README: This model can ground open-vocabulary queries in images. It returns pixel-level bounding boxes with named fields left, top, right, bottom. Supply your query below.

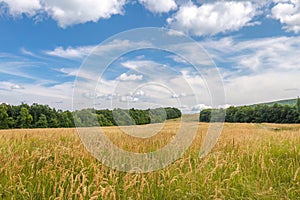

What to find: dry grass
left=0, top=122, right=299, bottom=199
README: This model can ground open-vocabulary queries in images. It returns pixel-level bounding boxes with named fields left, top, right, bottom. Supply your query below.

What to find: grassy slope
left=0, top=123, right=299, bottom=199
left=251, top=98, right=298, bottom=107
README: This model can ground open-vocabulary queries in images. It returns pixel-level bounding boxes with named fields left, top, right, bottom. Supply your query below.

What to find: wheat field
left=0, top=121, right=299, bottom=199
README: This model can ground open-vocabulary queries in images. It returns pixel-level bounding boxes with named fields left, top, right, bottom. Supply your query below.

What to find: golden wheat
left=0, top=121, right=299, bottom=199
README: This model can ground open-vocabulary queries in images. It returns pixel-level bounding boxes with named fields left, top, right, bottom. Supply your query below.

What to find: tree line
left=73, top=107, right=181, bottom=127
left=0, top=103, right=181, bottom=129
left=200, top=98, right=300, bottom=123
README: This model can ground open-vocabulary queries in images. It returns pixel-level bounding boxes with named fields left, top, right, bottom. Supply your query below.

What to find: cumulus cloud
left=0, top=0, right=41, bottom=16
left=139, top=0, right=177, bottom=13
left=191, top=104, right=212, bottom=112
left=271, top=0, right=300, bottom=33
left=0, top=0, right=179, bottom=27
left=0, top=0, right=126, bottom=27
left=42, top=0, right=126, bottom=28
left=117, top=73, right=143, bottom=81
left=167, top=1, right=257, bottom=36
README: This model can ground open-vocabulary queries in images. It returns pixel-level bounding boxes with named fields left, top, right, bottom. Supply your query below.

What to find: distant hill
left=251, top=98, right=298, bottom=107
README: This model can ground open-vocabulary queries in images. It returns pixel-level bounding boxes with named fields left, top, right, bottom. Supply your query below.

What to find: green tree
left=59, top=111, right=75, bottom=127
left=18, top=107, right=33, bottom=128
left=113, top=109, right=134, bottom=126
left=74, top=109, right=99, bottom=127
left=199, top=109, right=211, bottom=122
left=7, top=117, right=15, bottom=128
left=36, top=114, right=48, bottom=128
left=297, top=97, right=300, bottom=113
left=48, top=117, right=59, bottom=128
left=0, top=105, right=9, bottom=129
left=97, top=114, right=114, bottom=126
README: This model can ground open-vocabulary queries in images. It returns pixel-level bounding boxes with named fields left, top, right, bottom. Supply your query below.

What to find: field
left=0, top=120, right=299, bottom=199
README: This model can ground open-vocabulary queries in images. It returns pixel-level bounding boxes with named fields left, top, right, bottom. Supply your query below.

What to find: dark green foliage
left=199, top=109, right=211, bottom=122
left=200, top=102, right=300, bottom=123
left=199, top=108, right=226, bottom=122
left=73, top=109, right=99, bottom=127
left=297, top=97, right=300, bottom=114
left=0, top=103, right=75, bottom=129
left=149, top=108, right=166, bottom=123
left=129, top=108, right=150, bottom=125
left=58, top=111, right=75, bottom=127
left=0, top=104, right=9, bottom=129
left=18, top=107, right=33, bottom=128
left=113, top=109, right=135, bottom=126
left=97, top=114, right=114, bottom=126
left=73, top=107, right=181, bottom=127
left=109, top=107, right=180, bottom=127
left=0, top=103, right=181, bottom=129
left=96, top=109, right=116, bottom=126
left=36, top=114, right=48, bottom=128
left=165, top=107, right=182, bottom=119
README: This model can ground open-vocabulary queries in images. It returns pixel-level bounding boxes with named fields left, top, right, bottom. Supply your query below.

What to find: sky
left=0, top=0, right=299, bottom=113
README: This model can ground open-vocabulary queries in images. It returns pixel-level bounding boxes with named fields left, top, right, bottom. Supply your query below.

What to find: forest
left=0, top=103, right=181, bottom=129
left=200, top=98, right=300, bottom=123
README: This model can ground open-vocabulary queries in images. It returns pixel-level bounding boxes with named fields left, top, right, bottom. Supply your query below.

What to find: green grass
left=252, top=98, right=298, bottom=107
left=0, top=123, right=299, bottom=199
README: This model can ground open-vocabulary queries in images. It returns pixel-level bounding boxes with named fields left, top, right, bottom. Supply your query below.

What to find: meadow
left=0, top=120, right=299, bottom=199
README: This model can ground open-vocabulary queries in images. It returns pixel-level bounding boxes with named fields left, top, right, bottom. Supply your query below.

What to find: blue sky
left=0, top=0, right=299, bottom=112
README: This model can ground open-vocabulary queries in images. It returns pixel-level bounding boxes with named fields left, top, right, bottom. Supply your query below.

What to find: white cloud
left=121, top=61, right=141, bottom=70
left=45, top=45, right=95, bottom=59
left=0, top=0, right=41, bottom=16
left=224, top=71, right=300, bottom=105
left=120, top=60, right=178, bottom=79
left=42, top=0, right=126, bottom=28
left=171, top=92, right=187, bottom=98
left=0, top=82, right=24, bottom=90
left=0, top=81, right=73, bottom=110
left=10, top=84, right=24, bottom=90
left=201, top=36, right=300, bottom=105
left=202, top=36, right=300, bottom=72
left=167, top=1, right=257, bottom=36
left=120, top=96, right=139, bottom=102
left=58, top=68, right=79, bottom=77
left=1, top=0, right=126, bottom=28
left=45, top=39, right=151, bottom=60
left=139, top=0, right=177, bottom=13
left=135, top=90, right=145, bottom=97
left=168, top=55, right=188, bottom=64
left=271, top=0, right=300, bottom=33
left=121, top=60, right=165, bottom=70
left=20, top=48, right=36, bottom=57
left=0, top=57, right=49, bottom=81
left=117, top=73, right=143, bottom=81
left=191, top=104, right=212, bottom=112
left=121, top=60, right=169, bottom=71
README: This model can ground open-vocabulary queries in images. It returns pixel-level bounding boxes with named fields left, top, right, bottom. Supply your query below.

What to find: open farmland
left=0, top=121, right=299, bottom=199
